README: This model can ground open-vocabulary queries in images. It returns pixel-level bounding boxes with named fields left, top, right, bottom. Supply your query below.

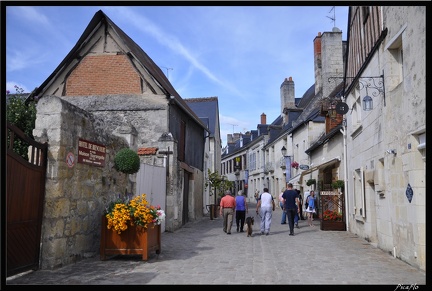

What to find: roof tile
left=137, top=147, right=158, bottom=156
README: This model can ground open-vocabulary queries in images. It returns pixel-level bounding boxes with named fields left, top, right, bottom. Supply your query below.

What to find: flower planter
left=100, top=215, right=161, bottom=260
left=320, top=220, right=346, bottom=231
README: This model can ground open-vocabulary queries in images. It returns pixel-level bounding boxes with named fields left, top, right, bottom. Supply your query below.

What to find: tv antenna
left=161, top=66, right=173, bottom=80
left=227, top=123, right=238, bottom=134
left=327, top=6, right=336, bottom=27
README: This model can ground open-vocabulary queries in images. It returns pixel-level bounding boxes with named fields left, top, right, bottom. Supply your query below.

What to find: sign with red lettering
left=77, top=138, right=106, bottom=167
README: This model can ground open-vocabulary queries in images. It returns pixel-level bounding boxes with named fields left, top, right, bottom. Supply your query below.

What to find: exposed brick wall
left=66, top=54, right=141, bottom=95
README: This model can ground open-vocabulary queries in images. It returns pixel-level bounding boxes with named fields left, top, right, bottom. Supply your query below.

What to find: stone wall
left=33, top=96, right=130, bottom=269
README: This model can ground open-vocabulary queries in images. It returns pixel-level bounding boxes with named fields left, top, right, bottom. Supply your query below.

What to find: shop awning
left=299, top=157, right=341, bottom=183
left=289, top=173, right=302, bottom=186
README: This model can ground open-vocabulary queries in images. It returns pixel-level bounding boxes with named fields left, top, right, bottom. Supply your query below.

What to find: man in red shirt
left=219, top=190, right=236, bottom=234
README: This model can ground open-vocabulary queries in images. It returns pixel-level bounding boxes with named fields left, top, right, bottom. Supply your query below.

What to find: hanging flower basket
left=306, top=178, right=316, bottom=186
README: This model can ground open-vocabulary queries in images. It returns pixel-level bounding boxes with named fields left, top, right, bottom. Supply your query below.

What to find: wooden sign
left=78, top=138, right=106, bottom=167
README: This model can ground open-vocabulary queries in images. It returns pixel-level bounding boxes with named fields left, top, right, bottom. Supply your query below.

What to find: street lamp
left=281, top=146, right=291, bottom=182
left=281, top=146, right=287, bottom=157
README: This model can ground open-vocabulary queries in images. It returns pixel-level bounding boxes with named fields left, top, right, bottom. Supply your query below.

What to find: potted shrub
left=113, top=148, right=140, bottom=174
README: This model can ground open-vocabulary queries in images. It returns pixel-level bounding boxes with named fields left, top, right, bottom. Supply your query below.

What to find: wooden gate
left=6, top=122, right=47, bottom=277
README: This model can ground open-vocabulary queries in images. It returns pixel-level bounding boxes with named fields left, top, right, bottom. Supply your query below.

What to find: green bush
left=113, top=148, right=140, bottom=174
left=331, top=180, right=345, bottom=190
left=306, top=178, right=316, bottom=186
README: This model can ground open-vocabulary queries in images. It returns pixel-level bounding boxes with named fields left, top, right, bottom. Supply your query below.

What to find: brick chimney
left=260, top=113, right=267, bottom=124
left=314, top=32, right=322, bottom=95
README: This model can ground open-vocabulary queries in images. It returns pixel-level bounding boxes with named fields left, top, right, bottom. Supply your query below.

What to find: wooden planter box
left=320, top=220, right=346, bottom=231
left=100, top=215, right=161, bottom=260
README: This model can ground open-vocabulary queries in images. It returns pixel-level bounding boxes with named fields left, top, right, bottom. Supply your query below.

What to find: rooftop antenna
left=161, top=66, right=173, bottom=81
left=227, top=123, right=238, bottom=134
left=327, top=6, right=336, bottom=27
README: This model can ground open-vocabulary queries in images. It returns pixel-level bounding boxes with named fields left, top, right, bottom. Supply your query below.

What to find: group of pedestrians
left=221, top=183, right=317, bottom=236
left=219, top=189, right=249, bottom=234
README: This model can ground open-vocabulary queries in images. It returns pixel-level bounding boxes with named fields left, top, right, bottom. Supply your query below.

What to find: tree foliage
left=6, top=86, right=37, bottom=159
left=205, top=169, right=234, bottom=198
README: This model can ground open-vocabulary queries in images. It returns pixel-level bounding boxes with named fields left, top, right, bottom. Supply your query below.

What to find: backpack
left=305, top=195, right=310, bottom=208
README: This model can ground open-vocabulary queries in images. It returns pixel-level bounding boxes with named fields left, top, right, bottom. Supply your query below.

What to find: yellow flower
left=105, top=193, right=164, bottom=234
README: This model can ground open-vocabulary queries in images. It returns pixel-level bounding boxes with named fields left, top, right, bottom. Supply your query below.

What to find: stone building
left=25, top=9, right=209, bottom=269
left=343, top=6, right=426, bottom=270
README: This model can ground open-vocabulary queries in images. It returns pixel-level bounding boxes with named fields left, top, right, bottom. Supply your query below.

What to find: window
left=353, top=167, right=366, bottom=220
left=417, top=132, right=426, bottom=160
left=248, top=152, right=256, bottom=171
left=411, top=127, right=426, bottom=161
left=385, top=24, right=406, bottom=89
left=350, top=85, right=362, bottom=135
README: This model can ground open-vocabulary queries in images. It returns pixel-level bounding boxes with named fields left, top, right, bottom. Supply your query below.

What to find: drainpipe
left=340, top=98, right=349, bottom=232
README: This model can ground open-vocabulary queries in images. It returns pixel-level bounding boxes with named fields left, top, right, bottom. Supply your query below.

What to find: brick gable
left=66, top=54, right=141, bottom=95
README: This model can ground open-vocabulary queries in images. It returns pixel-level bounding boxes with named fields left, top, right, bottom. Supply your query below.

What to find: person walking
left=293, top=189, right=301, bottom=228
left=282, top=183, right=300, bottom=236
left=298, top=191, right=305, bottom=220
left=219, top=190, right=236, bottom=234
left=254, top=189, right=260, bottom=203
left=305, top=190, right=317, bottom=227
left=255, top=188, right=275, bottom=236
left=278, top=187, right=287, bottom=224
left=235, top=190, right=248, bottom=232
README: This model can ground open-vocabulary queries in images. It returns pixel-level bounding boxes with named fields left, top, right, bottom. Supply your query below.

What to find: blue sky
left=5, top=4, right=348, bottom=147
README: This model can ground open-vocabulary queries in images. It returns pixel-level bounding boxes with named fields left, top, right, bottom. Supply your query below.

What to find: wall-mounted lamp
left=386, top=149, right=397, bottom=155
left=281, top=146, right=287, bottom=157
left=328, top=72, right=385, bottom=111
left=362, top=94, right=373, bottom=111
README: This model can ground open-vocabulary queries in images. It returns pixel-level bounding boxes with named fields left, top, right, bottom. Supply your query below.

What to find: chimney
left=227, top=133, right=233, bottom=143
left=321, top=27, right=343, bottom=98
left=314, top=32, right=322, bottom=95
left=260, top=113, right=267, bottom=124
left=280, top=76, right=295, bottom=113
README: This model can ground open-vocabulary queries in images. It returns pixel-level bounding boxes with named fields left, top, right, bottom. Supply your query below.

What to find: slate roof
left=221, top=82, right=326, bottom=158
left=184, top=97, right=219, bottom=138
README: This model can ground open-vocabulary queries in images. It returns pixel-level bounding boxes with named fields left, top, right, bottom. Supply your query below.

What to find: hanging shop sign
left=299, top=164, right=310, bottom=170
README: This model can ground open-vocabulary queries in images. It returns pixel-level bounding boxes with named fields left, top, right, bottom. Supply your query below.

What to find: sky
left=4, top=4, right=349, bottom=147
